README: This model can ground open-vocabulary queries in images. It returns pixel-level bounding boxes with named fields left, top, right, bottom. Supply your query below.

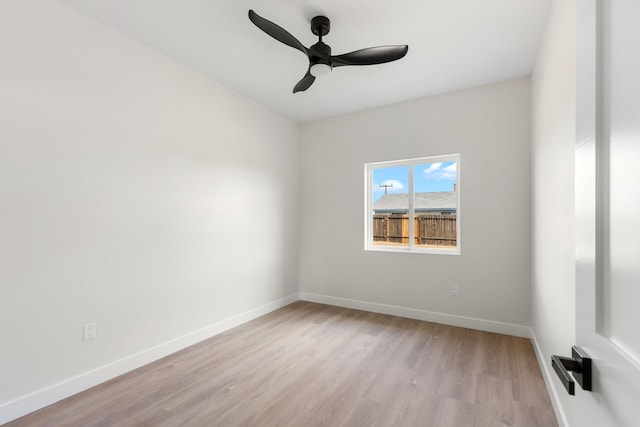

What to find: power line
left=379, top=183, right=393, bottom=195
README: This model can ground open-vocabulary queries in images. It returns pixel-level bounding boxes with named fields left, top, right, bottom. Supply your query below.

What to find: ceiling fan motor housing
left=310, top=41, right=331, bottom=63
left=309, top=40, right=332, bottom=76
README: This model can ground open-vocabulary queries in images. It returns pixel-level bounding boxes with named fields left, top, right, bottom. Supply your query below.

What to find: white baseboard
left=299, top=292, right=531, bottom=338
left=529, top=330, right=570, bottom=427
left=0, top=293, right=298, bottom=425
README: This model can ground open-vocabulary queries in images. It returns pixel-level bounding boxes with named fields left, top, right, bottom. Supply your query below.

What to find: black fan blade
left=248, top=10, right=308, bottom=56
left=293, top=69, right=315, bottom=93
left=330, top=45, right=408, bottom=67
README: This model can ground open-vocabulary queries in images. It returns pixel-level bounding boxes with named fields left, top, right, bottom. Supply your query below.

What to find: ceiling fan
left=248, top=10, right=409, bottom=93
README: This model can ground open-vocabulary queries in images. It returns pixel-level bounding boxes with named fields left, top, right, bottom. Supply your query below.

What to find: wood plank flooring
left=6, top=301, right=558, bottom=427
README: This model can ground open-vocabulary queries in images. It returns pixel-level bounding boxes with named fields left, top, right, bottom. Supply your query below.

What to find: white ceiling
left=60, top=0, right=551, bottom=123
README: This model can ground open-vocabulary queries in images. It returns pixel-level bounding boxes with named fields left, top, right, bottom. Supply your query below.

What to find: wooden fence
left=373, top=214, right=457, bottom=247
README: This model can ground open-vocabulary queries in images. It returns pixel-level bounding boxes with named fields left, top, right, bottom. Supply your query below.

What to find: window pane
left=365, top=155, right=460, bottom=255
left=413, top=161, right=457, bottom=249
left=372, top=166, right=409, bottom=248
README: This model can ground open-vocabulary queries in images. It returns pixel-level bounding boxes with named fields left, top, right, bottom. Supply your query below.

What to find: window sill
left=365, top=246, right=460, bottom=256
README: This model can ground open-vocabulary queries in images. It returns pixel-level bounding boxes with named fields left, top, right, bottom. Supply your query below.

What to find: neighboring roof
left=373, top=192, right=457, bottom=212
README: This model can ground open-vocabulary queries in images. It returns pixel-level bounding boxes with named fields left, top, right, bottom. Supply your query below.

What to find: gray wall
left=0, top=0, right=299, bottom=419
left=299, top=78, right=532, bottom=329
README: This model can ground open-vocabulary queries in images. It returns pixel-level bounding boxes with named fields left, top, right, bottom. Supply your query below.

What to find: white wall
left=530, top=0, right=576, bottom=424
left=0, top=1, right=299, bottom=421
left=299, top=78, right=532, bottom=332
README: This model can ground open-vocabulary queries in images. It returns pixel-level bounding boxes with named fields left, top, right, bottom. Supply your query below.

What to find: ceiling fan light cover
left=310, top=63, right=331, bottom=77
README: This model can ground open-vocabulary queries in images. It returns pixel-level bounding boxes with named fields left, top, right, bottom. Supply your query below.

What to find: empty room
left=1, top=1, right=638, bottom=426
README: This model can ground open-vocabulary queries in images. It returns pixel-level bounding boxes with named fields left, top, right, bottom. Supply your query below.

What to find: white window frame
left=364, top=154, right=461, bottom=255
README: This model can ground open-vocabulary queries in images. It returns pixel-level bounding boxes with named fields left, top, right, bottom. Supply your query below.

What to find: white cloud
left=444, top=162, right=457, bottom=175
left=423, top=161, right=456, bottom=180
left=424, top=162, right=443, bottom=173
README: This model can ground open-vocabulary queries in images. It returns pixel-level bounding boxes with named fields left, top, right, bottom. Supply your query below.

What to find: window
left=365, top=154, right=460, bottom=254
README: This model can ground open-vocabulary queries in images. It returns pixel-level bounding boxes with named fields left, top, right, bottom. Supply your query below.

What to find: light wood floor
left=7, top=301, right=558, bottom=427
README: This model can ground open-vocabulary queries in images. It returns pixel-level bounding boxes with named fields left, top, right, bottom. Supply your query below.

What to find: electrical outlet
left=451, top=285, right=460, bottom=297
left=83, top=322, right=96, bottom=341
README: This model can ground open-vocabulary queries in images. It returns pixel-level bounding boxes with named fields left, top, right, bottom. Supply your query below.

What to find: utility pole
left=379, top=183, right=393, bottom=195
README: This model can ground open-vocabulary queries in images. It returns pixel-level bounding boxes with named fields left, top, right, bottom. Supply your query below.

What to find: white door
left=574, top=0, right=640, bottom=425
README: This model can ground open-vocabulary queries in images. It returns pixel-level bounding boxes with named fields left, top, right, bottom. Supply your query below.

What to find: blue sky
left=372, top=161, right=457, bottom=202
